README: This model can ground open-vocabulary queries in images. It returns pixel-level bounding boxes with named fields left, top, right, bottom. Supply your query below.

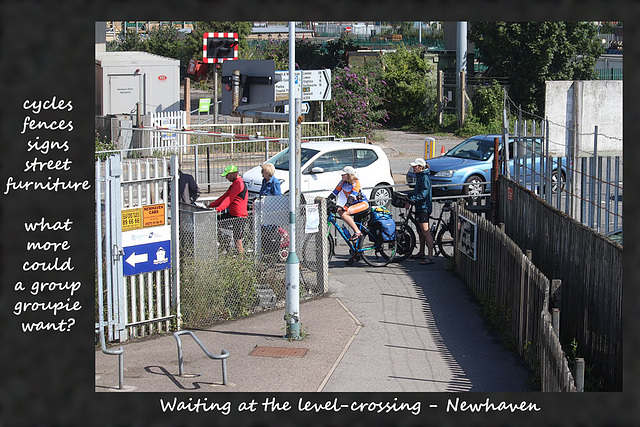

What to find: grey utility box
left=95, top=51, right=180, bottom=116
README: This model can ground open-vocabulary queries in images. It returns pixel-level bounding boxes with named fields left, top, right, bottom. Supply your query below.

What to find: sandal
left=349, top=233, right=362, bottom=242
left=420, top=258, right=435, bottom=265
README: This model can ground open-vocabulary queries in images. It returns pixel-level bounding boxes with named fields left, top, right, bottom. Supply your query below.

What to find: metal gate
left=96, top=154, right=181, bottom=343
left=149, top=111, right=188, bottom=154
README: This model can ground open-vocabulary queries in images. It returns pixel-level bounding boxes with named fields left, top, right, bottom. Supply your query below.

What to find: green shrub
left=95, top=133, right=117, bottom=160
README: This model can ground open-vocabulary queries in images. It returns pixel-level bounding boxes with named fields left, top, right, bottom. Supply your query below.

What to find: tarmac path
left=319, top=243, right=530, bottom=393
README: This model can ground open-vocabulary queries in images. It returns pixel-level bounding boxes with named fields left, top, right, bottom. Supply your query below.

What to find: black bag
left=391, top=192, right=409, bottom=208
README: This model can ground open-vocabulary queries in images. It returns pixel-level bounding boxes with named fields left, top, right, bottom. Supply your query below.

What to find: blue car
left=406, top=134, right=567, bottom=196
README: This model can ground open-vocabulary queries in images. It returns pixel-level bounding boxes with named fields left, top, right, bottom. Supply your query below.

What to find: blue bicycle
left=303, top=199, right=397, bottom=267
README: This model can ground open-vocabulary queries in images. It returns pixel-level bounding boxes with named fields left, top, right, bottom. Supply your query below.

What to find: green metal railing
left=595, top=68, right=623, bottom=80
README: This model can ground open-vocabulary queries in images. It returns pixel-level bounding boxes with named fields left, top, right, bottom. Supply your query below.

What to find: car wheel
left=370, top=185, right=393, bottom=207
left=551, top=170, right=565, bottom=194
left=462, top=175, right=485, bottom=197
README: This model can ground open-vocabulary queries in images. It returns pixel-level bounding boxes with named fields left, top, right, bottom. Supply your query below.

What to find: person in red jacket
left=209, top=165, right=249, bottom=255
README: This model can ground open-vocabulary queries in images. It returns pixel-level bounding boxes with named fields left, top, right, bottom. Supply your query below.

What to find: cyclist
left=208, top=165, right=249, bottom=256
left=328, top=166, right=369, bottom=240
left=406, top=158, right=434, bottom=265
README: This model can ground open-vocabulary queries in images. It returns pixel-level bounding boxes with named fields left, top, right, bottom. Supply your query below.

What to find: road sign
left=458, top=214, right=477, bottom=261
left=122, top=225, right=171, bottom=276
left=275, top=69, right=331, bottom=101
left=143, top=203, right=165, bottom=228
left=203, top=32, right=238, bottom=63
left=199, top=98, right=211, bottom=113
left=284, top=102, right=310, bottom=114
left=121, top=207, right=142, bottom=231
left=275, top=71, right=301, bottom=101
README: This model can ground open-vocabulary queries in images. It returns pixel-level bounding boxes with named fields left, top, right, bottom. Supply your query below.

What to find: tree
left=396, top=22, right=419, bottom=39
left=145, top=26, right=186, bottom=62
left=107, top=30, right=146, bottom=52
left=469, top=22, right=603, bottom=116
left=246, top=34, right=360, bottom=70
left=380, top=45, right=436, bottom=127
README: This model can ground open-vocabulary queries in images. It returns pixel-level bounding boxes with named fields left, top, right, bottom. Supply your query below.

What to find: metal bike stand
left=173, top=330, right=230, bottom=385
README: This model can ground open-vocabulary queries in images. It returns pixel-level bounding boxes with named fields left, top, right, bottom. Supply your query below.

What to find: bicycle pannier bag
left=369, top=207, right=396, bottom=242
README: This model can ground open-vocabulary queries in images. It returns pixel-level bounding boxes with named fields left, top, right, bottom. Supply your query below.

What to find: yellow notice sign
left=143, top=204, right=166, bottom=228
left=122, top=208, right=143, bottom=231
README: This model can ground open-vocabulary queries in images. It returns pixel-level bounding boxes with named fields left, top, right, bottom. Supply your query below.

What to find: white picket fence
left=150, top=111, right=188, bottom=154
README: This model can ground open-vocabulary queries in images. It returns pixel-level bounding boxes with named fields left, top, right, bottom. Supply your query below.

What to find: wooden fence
left=456, top=204, right=575, bottom=391
left=455, top=204, right=578, bottom=391
left=540, top=310, right=578, bottom=392
left=498, top=176, right=623, bottom=391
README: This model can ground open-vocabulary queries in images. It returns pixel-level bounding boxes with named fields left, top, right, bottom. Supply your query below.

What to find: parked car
left=605, top=228, right=622, bottom=246
left=243, top=141, right=395, bottom=205
left=406, top=135, right=567, bottom=196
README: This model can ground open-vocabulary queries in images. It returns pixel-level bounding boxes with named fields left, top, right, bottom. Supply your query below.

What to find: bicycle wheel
left=358, top=228, right=397, bottom=267
left=301, top=232, right=334, bottom=270
left=436, top=225, right=455, bottom=259
left=394, top=221, right=416, bottom=262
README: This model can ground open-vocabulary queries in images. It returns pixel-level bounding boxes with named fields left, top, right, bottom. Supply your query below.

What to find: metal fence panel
left=177, top=195, right=328, bottom=328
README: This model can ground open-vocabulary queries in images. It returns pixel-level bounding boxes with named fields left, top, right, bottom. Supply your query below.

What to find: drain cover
left=250, top=346, right=308, bottom=358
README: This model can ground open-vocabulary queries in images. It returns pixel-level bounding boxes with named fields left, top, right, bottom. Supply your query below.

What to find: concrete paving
left=95, top=241, right=530, bottom=393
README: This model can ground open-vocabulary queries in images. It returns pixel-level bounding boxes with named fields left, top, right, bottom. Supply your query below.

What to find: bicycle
left=303, top=199, right=397, bottom=267
left=392, top=192, right=456, bottom=261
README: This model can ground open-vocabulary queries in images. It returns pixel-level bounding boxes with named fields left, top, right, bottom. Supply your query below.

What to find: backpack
left=368, top=206, right=396, bottom=242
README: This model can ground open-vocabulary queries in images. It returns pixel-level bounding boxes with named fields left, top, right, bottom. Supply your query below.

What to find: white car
left=243, top=141, right=395, bottom=206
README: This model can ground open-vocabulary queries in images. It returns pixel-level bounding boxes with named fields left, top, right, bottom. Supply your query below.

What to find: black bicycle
left=392, top=192, right=456, bottom=261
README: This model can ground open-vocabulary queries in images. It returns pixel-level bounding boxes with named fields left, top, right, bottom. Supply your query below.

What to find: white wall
left=545, top=80, right=622, bottom=156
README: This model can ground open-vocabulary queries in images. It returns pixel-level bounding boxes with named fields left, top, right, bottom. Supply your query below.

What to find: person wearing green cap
left=208, top=165, right=249, bottom=255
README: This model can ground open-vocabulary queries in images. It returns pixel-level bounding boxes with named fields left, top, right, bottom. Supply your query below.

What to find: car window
left=499, top=141, right=515, bottom=159
left=449, top=138, right=495, bottom=161
left=509, top=138, right=543, bottom=158
left=271, top=147, right=319, bottom=171
left=312, top=149, right=353, bottom=172
left=353, top=149, right=378, bottom=168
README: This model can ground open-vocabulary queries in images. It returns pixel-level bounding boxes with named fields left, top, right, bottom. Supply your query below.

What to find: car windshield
left=270, top=147, right=320, bottom=171
left=447, top=137, right=497, bottom=161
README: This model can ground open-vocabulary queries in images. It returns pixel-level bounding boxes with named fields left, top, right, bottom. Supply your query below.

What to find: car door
left=302, top=149, right=354, bottom=197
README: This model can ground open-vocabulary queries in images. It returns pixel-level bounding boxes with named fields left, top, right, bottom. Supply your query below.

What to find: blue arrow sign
left=123, top=240, right=171, bottom=276
left=122, top=225, right=172, bottom=276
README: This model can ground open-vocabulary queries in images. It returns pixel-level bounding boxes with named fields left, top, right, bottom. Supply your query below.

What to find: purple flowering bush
left=325, top=65, right=389, bottom=138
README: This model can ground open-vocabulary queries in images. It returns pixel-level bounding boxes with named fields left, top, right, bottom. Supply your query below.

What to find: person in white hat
left=328, top=166, right=369, bottom=263
left=406, top=158, right=434, bottom=264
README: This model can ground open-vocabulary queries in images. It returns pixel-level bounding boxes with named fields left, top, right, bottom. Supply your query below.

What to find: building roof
left=251, top=26, right=314, bottom=35
left=95, top=51, right=180, bottom=66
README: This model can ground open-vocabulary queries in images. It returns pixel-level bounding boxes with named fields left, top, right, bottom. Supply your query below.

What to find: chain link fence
left=178, top=195, right=328, bottom=328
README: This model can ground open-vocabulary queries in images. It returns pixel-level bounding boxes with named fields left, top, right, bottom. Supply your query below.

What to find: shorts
left=219, top=213, right=248, bottom=241
left=416, top=211, right=431, bottom=224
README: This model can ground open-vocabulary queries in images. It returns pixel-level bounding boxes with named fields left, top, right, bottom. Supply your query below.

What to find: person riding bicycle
left=406, top=158, right=435, bottom=265
left=328, top=166, right=369, bottom=241
left=328, top=167, right=370, bottom=266
left=208, top=165, right=249, bottom=256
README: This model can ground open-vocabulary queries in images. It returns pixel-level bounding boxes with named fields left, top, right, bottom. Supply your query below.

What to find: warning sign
left=122, top=208, right=143, bottom=231
left=143, top=204, right=166, bottom=228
